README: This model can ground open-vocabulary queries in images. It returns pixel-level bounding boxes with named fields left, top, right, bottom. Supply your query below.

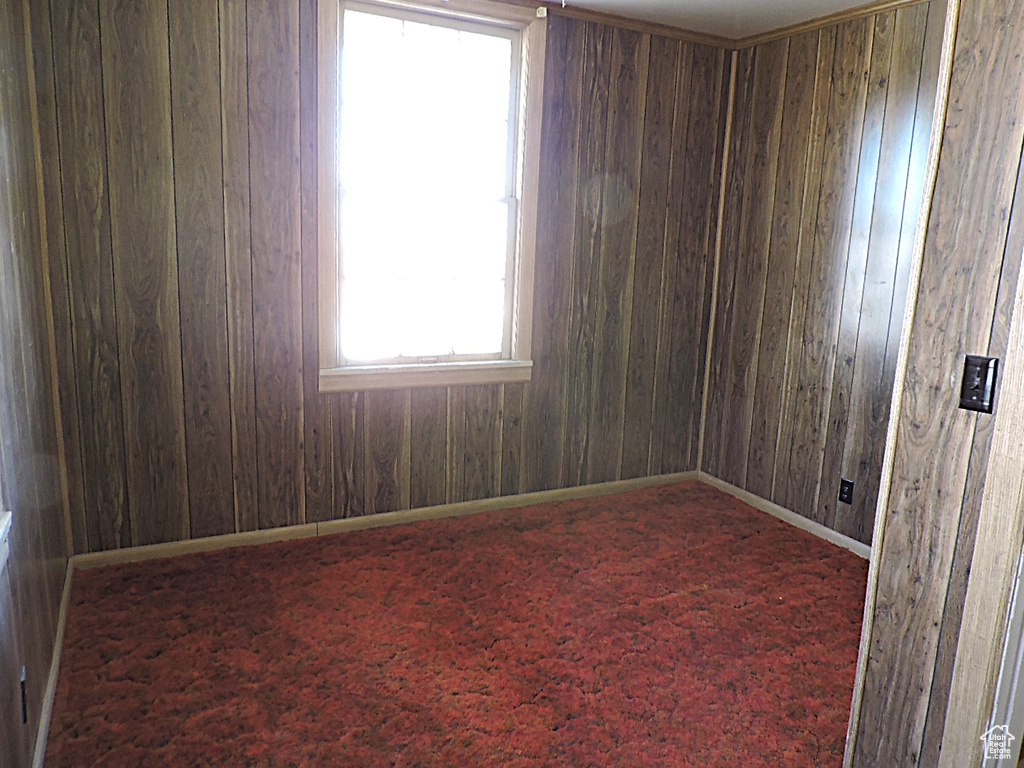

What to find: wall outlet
left=838, top=478, right=854, bottom=505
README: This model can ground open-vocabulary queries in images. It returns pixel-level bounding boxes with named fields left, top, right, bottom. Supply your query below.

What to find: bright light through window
left=338, top=9, right=517, bottom=363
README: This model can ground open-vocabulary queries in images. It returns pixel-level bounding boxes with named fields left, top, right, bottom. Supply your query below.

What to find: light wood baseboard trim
left=696, top=472, right=871, bottom=559
left=71, top=472, right=700, bottom=569
left=33, top=559, right=73, bottom=768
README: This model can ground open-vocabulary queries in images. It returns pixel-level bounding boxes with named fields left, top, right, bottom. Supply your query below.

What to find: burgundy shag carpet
left=46, top=481, right=868, bottom=767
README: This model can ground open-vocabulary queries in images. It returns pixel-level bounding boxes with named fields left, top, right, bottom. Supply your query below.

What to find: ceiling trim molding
left=533, top=0, right=932, bottom=48
left=732, top=0, right=932, bottom=48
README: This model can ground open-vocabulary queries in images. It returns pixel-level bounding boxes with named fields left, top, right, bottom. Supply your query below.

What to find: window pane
left=337, top=9, right=516, bottom=363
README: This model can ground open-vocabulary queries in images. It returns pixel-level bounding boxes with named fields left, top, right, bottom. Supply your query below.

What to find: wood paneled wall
left=702, top=1, right=946, bottom=545
left=41, top=4, right=729, bottom=554
left=850, top=0, right=1024, bottom=761
left=0, top=0, right=72, bottom=763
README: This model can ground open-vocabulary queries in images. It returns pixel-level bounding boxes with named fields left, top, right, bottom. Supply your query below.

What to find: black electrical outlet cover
left=960, top=355, right=998, bottom=414
left=838, top=478, right=854, bottom=505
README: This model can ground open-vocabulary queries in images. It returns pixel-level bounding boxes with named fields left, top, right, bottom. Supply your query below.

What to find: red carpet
left=46, top=481, right=868, bottom=767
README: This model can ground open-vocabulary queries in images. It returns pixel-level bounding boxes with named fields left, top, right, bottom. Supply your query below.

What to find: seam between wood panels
left=613, top=35, right=650, bottom=482
left=646, top=41, right=686, bottom=477
left=95, top=0, right=132, bottom=550
left=243, top=0, right=261, bottom=530
left=843, top=0, right=963, bottom=763
left=739, top=39, right=789, bottom=490
left=696, top=49, right=737, bottom=473
left=771, top=28, right=837, bottom=504
left=31, top=0, right=75, bottom=558
left=215, top=0, right=240, bottom=536
left=165, top=0, right=192, bottom=541
left=811, top=18, right=879, bottom=524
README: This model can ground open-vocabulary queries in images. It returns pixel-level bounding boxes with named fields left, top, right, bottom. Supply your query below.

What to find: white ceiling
left=561, top=0, right=878, bottom=40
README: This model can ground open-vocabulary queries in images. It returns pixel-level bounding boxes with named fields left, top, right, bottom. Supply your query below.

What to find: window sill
left=319, top=359, right=532, bottom=392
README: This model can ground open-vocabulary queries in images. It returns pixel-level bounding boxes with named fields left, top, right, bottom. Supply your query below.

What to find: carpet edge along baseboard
left=70, top=469, right=870, bottom=569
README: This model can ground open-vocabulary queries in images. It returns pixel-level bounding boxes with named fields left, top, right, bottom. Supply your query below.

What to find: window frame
left=317, top=0, right=547, bottom=392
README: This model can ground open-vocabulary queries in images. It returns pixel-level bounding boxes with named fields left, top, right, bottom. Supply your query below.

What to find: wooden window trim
left=316, top=0, right=546, bottom=392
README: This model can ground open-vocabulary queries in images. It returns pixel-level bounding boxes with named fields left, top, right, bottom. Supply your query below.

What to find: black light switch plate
left=838, top=478, right=854, bottom=505
left=960, top=355, right=998, bottom=414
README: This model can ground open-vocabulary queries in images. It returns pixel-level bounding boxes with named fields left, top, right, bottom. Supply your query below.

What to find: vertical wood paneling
left=518, top=15, right=583, bottom=495
left=620, top=36, right=679, bottom=481
left=744, top=30, right=819, bottom=499
left=779, top=17, right=873, bottom=522
left=45, top=11, right=728, bottom=552
left=706, top=3, right=943, bottom=545
left=0, top=0, right=71, bottom=757
left=853, top=0, right=1024, bottom=755
left=463, top=386, right=501, bottom=501
left=31, top=0, right=86, bottom=556
left=584, top=28, right=649, bottom=484
left=248, top=0, right=305, bottom=530
left=219, top=0, right=260, bottom=534
left=410, top=387, right=448, bottom=508
left=364, top=390, right=407, bottom=515
left=817, top=12, right=894, bottom=530
left=500, top=382, right=524, bottom=495
left=299, top=0, right=334, bottom=525
left=656, top=44, right=726, bottom=474
left=563, top=22, right=613, bottom=488
left=100, top=0, right=189, bottom=546
left=49, top=0, right=130, bottom=551
left=168, top=0, right=235, bottom=539
left=833, top=4, right=931, bottom=541
left=716, top=39, right=788, bottom=488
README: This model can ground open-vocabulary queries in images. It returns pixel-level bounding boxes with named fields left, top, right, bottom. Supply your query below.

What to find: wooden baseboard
left=32, top=559, right=73, bottom=768
left=71, top=471, right=700, bottom=569
left=696, top=472, right=872, bottom=559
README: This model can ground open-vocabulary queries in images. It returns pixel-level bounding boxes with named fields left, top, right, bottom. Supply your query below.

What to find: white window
left=318, top=0, right=547, bottom=391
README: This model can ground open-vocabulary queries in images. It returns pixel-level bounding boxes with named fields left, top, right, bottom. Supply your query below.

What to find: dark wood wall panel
left=45, top=10, right=728, bottom=554
left=168, top=0, right=236, bottom=539
left=703, top=2, right=945, bottom=544
left=99, top=0, right=190, bottom=546
left=852, top=0, right=1024, bottom=759
left=0, top=0, right=71, bottom=760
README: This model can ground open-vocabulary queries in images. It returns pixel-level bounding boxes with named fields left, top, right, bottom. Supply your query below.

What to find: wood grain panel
left=500, top=383, right=524, bottom=495
left=620, top=35, right=679, bottom=481
left=219, top=0, right=260, bottom=534
left=31, top=0, right=86, bottom=556
left=100, top=0, right=189, bottom=546
left=853, top=0, right=1024, bottom=756
left=299, top=0, right=335, bottom=525
left=247, top=0, right=305, bottom=530
left=584, top=27, right=649, bottom=484
left=779, top=17, right=873, bottom=522
left=410, top=387, right=448, bottom=508
left=168, top=0, right=236, bottom=539
left=364, top=390, right=408, bottom=515
left=833, top=4, right=931, bottom=541
left=716, top=38, right=788, bottom=489
left=702, top=47, right=755, bottom=481
left=43, top=11, right=730, bottom=552
left=518, top=14, right=583, bottom=495
left=0, top=0, right=71, bottom=759
left=744, top=30, right=819, bottom=499
left=49, top=0, right=130, bottom=552
left=563, top=21, right=613, bottom=488
left=818, top=12, right=895, bottom=530
left=463, top=386, right=502, bottom=501
left=656, top=44, right=726, bottom=474
left=771, top=27, right=837, bottom=509
left=335, top=391, right=365, bottom=518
